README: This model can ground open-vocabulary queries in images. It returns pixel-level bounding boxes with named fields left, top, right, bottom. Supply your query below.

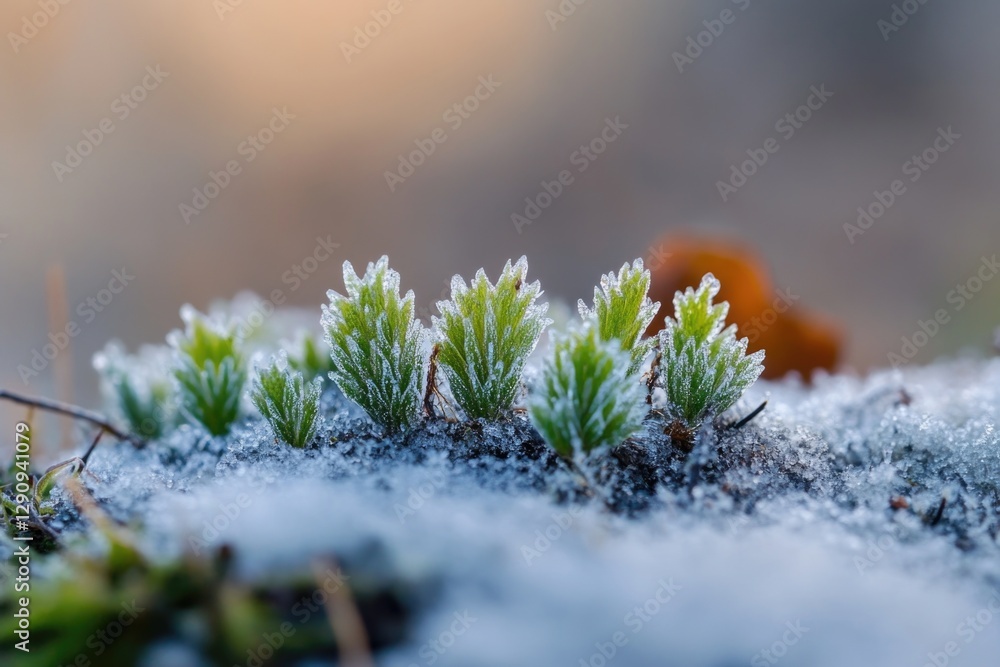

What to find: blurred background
left=2, top=0, right=1000, bottom=453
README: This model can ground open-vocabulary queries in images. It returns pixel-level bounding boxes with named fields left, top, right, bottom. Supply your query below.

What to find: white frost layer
left=82, top=357, right=1000, bottom=666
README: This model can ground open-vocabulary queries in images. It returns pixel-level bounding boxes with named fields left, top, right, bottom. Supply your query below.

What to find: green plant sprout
left=656, top=273, right=765, bottom=437
left=321, top=256, right=425, bottom=433
left=250, top=354, right=321, bottom=448
left=285, top=330, right=335, bottom=382
left=169, top=306, right=247, bottom=436
left=529, top=325, right=645, bottom=459
left=578, top=258, right=660, bottom=376
left=433, top=257, right=550, bottom=420
left=93, top=342, right=175, bottom=439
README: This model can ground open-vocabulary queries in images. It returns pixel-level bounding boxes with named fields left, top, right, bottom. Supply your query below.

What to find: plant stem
left=0, top=389, right=140, bottom=445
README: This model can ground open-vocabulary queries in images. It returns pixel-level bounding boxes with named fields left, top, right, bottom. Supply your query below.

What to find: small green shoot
left=578, top=258, right=660, bottom=376
left=94, top=342, right=175, bottom=439
left=434, top=257, right=550, bottom=420
left=529, top=325, right=645, bottom=459
left=250, top=355, right=321, bottom=449
left=321, top=256, right=425, bottom=433
left=169, top=307, right=247, bottom=436
left=657, top=274, right=765, bottom=433
left=286, top=331, right=335, bottom=383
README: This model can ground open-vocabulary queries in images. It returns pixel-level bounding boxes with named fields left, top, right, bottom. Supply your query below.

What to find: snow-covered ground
left=68, top=357, right=1000, bottom=666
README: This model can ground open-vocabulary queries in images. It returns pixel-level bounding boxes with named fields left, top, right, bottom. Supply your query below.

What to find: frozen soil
left=15, top=357, right=1000, bottom=666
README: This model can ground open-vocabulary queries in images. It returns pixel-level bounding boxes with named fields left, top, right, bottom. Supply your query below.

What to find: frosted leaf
left=529, top=325, right=645, bottom=459
left=656, top=273, right=764, bottom=429
left=250, top=353, right=322, bottom=449
left=94, top=341, right=176, bottom=439
left=578, top=258, right=660, bottom=376
left=433, top=256, right=551, bottom=419
left=168, top=306, right=247, bottom=437
left=321, top=256, right=425, bottom=433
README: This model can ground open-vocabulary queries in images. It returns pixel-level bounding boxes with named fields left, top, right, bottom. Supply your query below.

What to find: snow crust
left=65, top=356, right=1000, bottom=665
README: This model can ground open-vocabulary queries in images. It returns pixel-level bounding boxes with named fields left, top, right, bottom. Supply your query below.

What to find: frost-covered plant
left=285, top=330, right=335, bottom=383
left=250, top=354, right=321, bottom=449
left=657, top=274, right=764, bottom=431
left=321, top=256, right=425, bottom=433
left=529, top=326, right=645, bottom=459
left=93, top=342, right=175, bottom=439
left=168, top=307, right=247, bottom=436
left=578, top=258, right=659, bottom=376
left=434, top=257, right=550, bottom=420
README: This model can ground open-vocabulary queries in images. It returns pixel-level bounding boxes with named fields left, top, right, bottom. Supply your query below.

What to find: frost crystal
left=529, top=325, right=646, bottom=458
left=434, top=257, right=551, bottom=420
left=250, top=353, right=321, bottom=449
left=321, top=256, right=425, bottom=433
left=93, top=341, right=175, bottom=439
left=657, top=274, right=765, bottom=430
left=578, top=258, right=660, bottom=376
left=168, top=306, right=247, bottom=436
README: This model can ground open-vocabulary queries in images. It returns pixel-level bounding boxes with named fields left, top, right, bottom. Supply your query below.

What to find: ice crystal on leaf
left=168, top=306, right=247, bottom=436
left=578, top=258, right=660, bottom=376
left=250, top=353, right=321, bottom=449
left=529, top=325, right=645, bottom=458
left=321, top=256, right=425, bottom=433
left=434, top=257, right=550, bottom=420
left=657, top=274, right=765, bottom=430
left=93, top=341, right=175, bottom=439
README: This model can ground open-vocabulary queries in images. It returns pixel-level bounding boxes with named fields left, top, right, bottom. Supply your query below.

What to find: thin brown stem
left=0, top=389, right=139, bottom=445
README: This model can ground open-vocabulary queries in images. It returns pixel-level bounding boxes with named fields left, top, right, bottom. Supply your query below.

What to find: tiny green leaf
left=321, top=256, right=425, bottom=433
left=578, top=258, right=660, bottom=376
left=169, top=307, right=247, bottom=436
left=250, top=355, right=322, bottom=449
left=529, top=325, right=646, bottom=459
left=434, top=257, right=550, bottom=420
left=657, top=274, right=765, bottom=430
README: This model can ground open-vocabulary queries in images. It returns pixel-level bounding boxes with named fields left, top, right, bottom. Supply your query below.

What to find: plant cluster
left=169, top=307, right=247, bottom=437
left=578, top=258, right=659, bottom=376
left=321, top=256, right=425, bottom=433
left=433, top=257, right=550, bottom=420
left=250, top=354, right=322, bottom=449
left=85, top=252, right=763, bottom=460
left=528, top=325, right=645, bottom=459
left=656, top=274, right=765, bottom=433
